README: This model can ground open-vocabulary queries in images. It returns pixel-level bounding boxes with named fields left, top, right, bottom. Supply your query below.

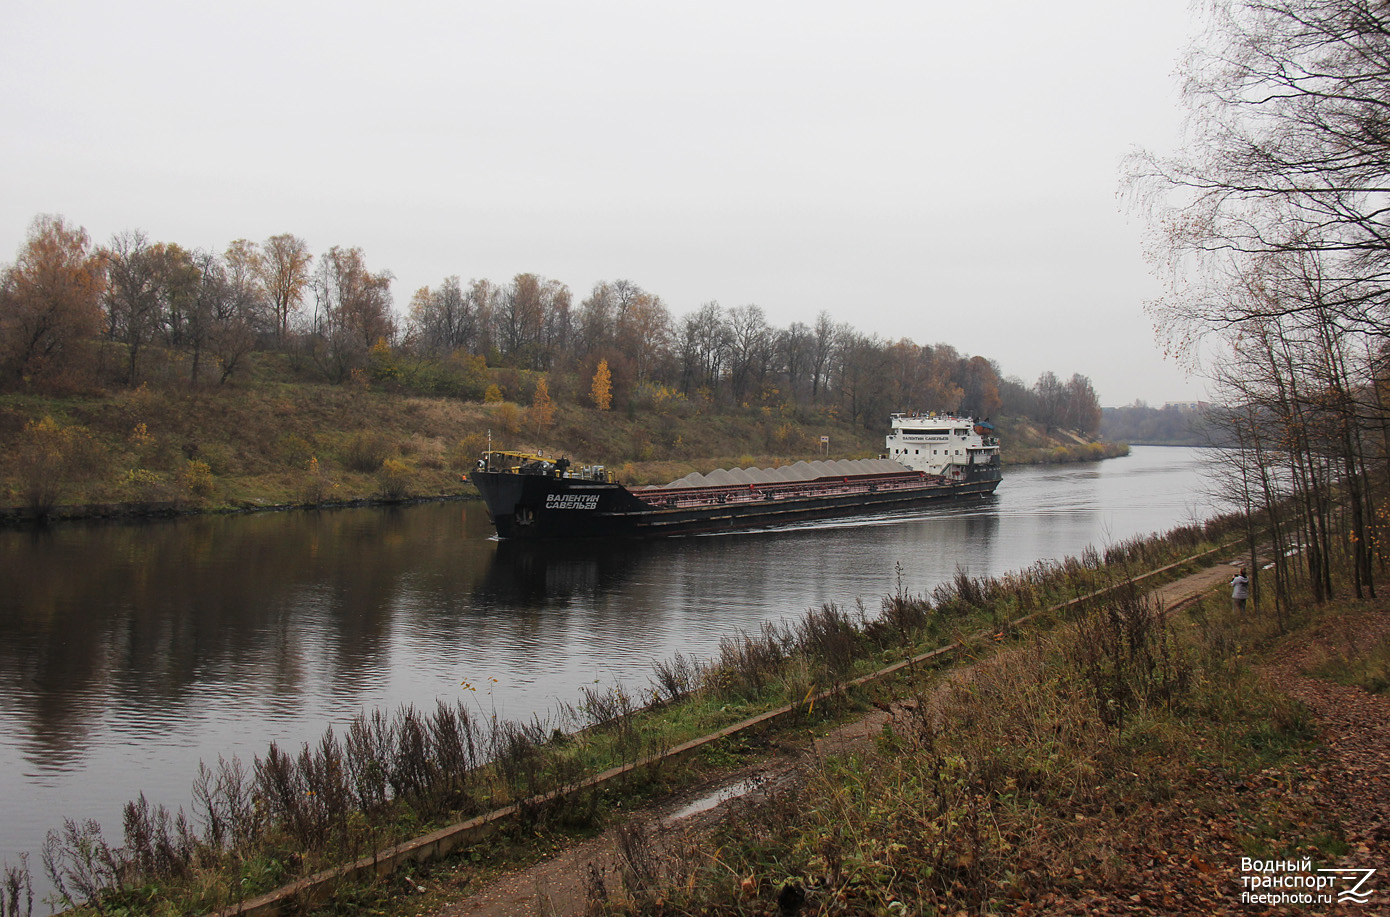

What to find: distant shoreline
left=1, top=445, right=1137, bottom=528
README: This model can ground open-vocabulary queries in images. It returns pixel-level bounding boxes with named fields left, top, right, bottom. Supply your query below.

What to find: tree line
left=1131, top=0, right=1390, bottom=612
left=0, top=215, right=1102, bottom=433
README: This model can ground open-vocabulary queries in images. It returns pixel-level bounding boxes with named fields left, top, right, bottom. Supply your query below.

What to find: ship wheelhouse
left=885, top=412, right=1001, bottom=480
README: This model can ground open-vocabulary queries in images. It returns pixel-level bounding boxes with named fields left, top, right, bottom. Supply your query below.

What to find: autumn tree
left=576, top=282, right=617, bottom=359
left=958, top=355, right=1002, bottom=419
left=309, top=245, right=394, bottom=381
left=611, top=280, right=672, bottom=381
left=179, top=249, right=224, bottom=385
left=173, top=247, right=263, bottom=386
left=591, top=358, right=613, bottom=410
left=0, top=215, right=105, bottom=386
left=528, top=376, right=555, bottom=433
left=495, top=273, right=570, bottom=369
left=103, top=231, right=193, bottom=383
left=210, top=240, right=268, bottom=382
left=259, top=233, right=312, bottom=344
left=496, top=273, right=545, bottom=367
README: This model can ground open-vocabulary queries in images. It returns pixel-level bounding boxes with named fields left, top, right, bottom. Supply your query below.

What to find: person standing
left=1231, top=567, right=1250, bottom=613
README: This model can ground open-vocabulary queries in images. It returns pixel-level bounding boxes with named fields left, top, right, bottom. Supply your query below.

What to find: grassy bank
left=0, top=384, right=1116, bottom=521
left=994, top=414, right=1129, bottom=464
left=588, top=575, right=1375, bottom=914
left=8, top=519, right=1238, bottom=917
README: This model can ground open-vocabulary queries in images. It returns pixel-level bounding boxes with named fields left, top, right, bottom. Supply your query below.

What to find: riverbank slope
left=410, top=565, right=1390, bottom=917
left=0, top=385, right=1122, bottom=522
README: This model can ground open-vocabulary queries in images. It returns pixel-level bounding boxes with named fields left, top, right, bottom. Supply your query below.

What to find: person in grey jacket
left=1231, top=567, right=1249, bottom=612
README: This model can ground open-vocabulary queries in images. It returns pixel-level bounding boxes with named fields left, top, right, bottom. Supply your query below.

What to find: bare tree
left=1129, top=0, right=1390, bottom=600
left=726, top=304, right=770, bottom=403
left=407, top=276, right=475, bottom=357
left=810, top=310, right=837, bottom=403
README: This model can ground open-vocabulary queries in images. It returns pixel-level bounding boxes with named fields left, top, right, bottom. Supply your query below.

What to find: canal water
left=0, top=446, right=1222, bottom=896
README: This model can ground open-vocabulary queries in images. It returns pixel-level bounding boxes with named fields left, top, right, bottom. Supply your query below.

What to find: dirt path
left=424, top=712, right=890, bottom=916
left=415, top=557, right=1251, bottom=917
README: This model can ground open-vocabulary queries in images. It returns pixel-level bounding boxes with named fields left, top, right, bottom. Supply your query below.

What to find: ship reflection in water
left=479, top=538, right=644, bottom=607
left=475, top=502, right=1004, bottom=610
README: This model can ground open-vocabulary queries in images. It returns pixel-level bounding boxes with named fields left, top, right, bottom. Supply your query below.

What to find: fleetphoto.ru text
left=1239, top=858, right=1376, bottom=907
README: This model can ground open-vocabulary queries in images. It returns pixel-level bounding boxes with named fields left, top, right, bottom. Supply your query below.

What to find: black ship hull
left=471, top=467, right=1001, bottom=540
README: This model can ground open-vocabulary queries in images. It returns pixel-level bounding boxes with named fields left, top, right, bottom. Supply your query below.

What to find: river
left=0, top=445, right=1222, bottom=900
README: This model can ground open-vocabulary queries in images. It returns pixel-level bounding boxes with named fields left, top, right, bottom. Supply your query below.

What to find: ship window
left=902, top=427, right=950, bottom=436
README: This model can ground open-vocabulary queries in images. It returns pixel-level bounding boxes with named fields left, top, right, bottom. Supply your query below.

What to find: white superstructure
left=885, top=412, right=1001, bottom=480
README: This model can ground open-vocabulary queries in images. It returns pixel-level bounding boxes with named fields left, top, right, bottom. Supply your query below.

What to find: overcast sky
left=1, top=1, right=1207, bottom=407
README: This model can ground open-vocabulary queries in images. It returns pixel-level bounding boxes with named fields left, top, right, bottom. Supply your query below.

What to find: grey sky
left=1, top=1, right=1204, bottom=406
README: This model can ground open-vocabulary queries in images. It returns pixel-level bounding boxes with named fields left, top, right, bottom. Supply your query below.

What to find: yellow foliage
left=484, top=384, right=504, bottom=404
left=591, top=359, right=613, bottom=411
left=18, top=416, right=83, bottom=514
left=528, top=377, right=555, bottom=430
left=369, top=337, right=400, bottom=382
left=182, top=459, right=215, bottom=499
left=120, top=467, right=173, bottom=503
left=494, top=402, right=522, bottom=433
left=301, top=455, right=337, bottom=504
left=450, top=433, right=488, bottom=470
left=122, top=468, right=163, bottom=487
left=377, top=457, right=411, bottom=499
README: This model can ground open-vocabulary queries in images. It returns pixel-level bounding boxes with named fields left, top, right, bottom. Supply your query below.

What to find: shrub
left=376, top=458, right=411, bottom=500
left=180, top=459, right=214, bottom=500
left=15, top=417, right=93, bottom=516
left=342, top=431, right=395, bottom=473
left=301, top=456, right=335, bottom=504
left=276, top=434, right=315, bottom=467
left=120, top=468, right=175, bottom=503
left=449, top=433, right=489, bottom=471
left=493, top=402, right=522, bottom=434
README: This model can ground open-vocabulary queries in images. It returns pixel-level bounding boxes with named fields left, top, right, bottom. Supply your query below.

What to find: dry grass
left=605, top=589, right=1336, bottom=916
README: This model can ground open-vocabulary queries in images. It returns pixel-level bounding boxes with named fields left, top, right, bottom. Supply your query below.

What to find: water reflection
left=479, top=539, right=643, bottom=607
left=0, top=446, right=1218, bottom=895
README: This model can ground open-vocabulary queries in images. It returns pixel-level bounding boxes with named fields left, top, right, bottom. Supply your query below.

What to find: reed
left=0, top=857, right=31, bottom=917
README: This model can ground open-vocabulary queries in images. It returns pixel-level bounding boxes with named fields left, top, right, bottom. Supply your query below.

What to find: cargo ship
left=470, top=412, right=1002, bottom=539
